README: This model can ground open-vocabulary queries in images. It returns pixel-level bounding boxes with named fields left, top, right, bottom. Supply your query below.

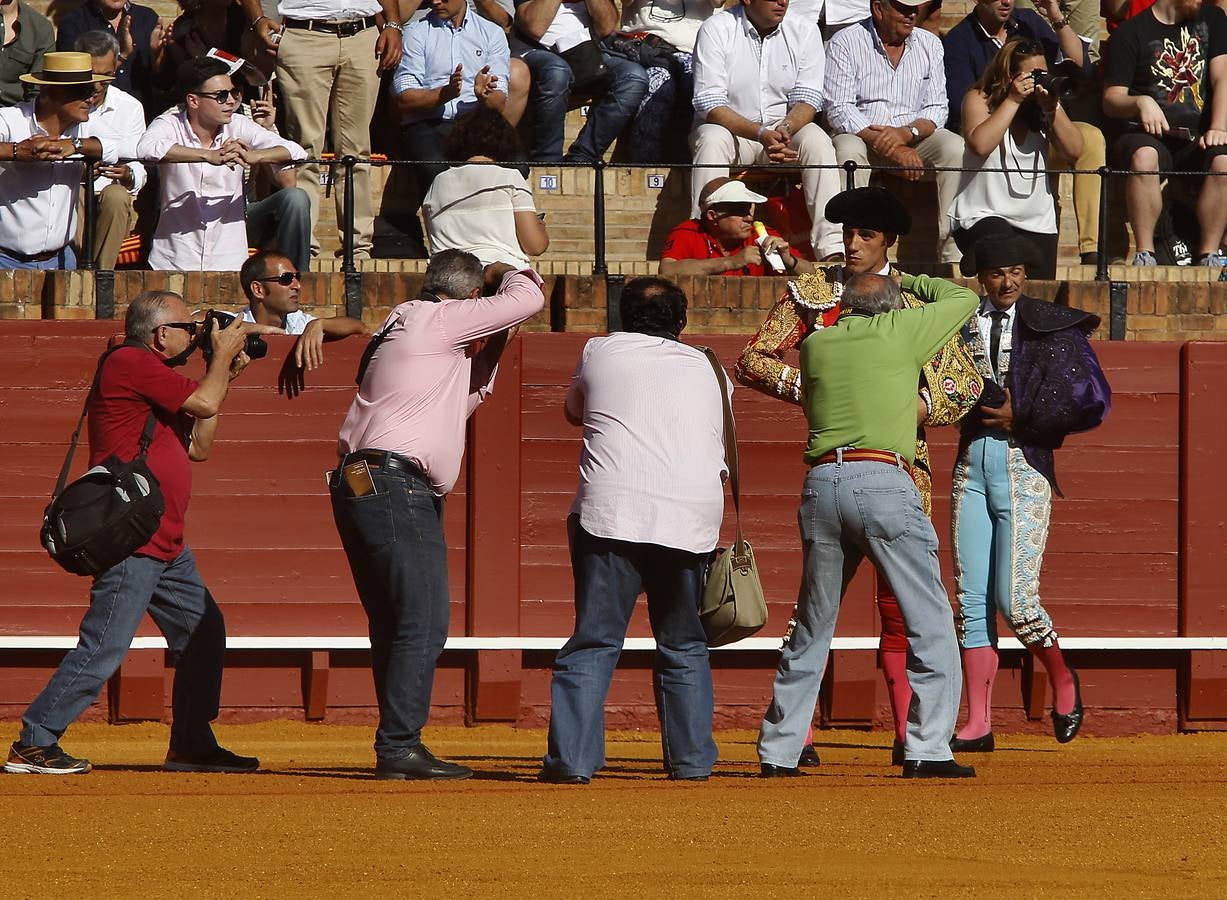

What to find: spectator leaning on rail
left=943, top=0, right=1104, bottom=265
left=949, top=235, right=1110, bottom=755
left=241, top=0, right=404, bottom=262
left=422, top=108, right=550, bottom=267
left=239, top=249, right=367, bottom=372
left=77, top=30, right=147, bottom=272
left=0, top=51, right=121, bottom=270
left=330, top=251, right=544, bottom=781
left=737, top=185, right=983, bottom=768
left=540, top=276, right=724, bottom=785
left=690, top=0, right=843, bottom=261
left=392, top=0, right=511, bottom=197
left=137, top=56, right=310, bottom=272
left=512, top=0, right=648, bottom=163
left=659, top=176, right=814, bottom=276
left=0, top=0, right=53, bottom=108
left=1103, top=0, right=1227, bottom=268
left=756, top=270, right=979, bottom=780
left=948, top=38, right=1084, bottom=280
left=4, top=291, right=279, bottom=776
left=824, top=0, right=965, bottom=265
left=56, top=0, right=168, bottom=115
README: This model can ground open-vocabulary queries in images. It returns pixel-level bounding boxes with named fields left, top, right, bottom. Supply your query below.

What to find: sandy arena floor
left=1, top=721, right=1224, bottom=898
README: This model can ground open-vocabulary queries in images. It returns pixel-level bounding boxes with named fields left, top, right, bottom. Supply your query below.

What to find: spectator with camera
left=944, top=0, right=1104, bottom=265
left=0, top=51, right=121, bottom=270
left=5, top=290, right=275, bottom=776
left=137, top=56, right=310, bottom=272
left=660, top=176, right=813, bottom=276
left=0, top=0, right=54, bottom=108
left=56, top=0, right=169, bottom=114
left=824, top=0, right=965, bottom=264
left=422, top=108, right=549, bottom=267
left=1103, top=0, right=1227, bottom=267
left=948, top=38, right=1083, bottom=279
left=512, top=0, right=648, bottom=163
left=690, top=0, right=842, bottom=261
left=77, top=31, right=147, bottom=271
left=240, top=0, right=403, bottom=262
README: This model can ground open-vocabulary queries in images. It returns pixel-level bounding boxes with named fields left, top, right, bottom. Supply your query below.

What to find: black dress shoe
left=902, top=759, right=976, bottom=779
left=798, top=744, right=821, bottom=767
left=1052, top=670, right=1084, bottom=744
left=163, top=746, right=259, bottom=773
left=376, top=745, right=473, bottom=781
left=760, top=763, right=802, bottom=777
left=890, top=740, right=905, bottom=767
left=537, top=768, right=590, bottom=785
left=669, top=774, right=709, bottom=782
left=949, top=732, right=996, bottom=753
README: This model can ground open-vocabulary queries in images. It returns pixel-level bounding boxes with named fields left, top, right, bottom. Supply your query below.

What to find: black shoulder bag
left=40, top=346, right=166, bottom=577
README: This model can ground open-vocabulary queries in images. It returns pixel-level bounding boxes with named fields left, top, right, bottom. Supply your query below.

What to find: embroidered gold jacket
left=733, top=265, right=983, bottom=513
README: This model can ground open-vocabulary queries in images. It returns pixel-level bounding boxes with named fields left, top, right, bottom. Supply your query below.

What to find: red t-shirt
left=88, top=345, right=199, bottom=561
left=660, top=219, right=789, bottom=277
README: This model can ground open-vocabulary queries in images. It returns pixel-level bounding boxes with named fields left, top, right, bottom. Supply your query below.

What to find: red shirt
left=88, top=345, right=199, bottom=561
left=661, top=219, right=789, bottom=277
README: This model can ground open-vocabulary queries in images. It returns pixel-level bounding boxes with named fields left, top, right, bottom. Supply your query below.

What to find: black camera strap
left=354, top=293, right=443, bottom=386
left=51, top=343, right=158, bottom=503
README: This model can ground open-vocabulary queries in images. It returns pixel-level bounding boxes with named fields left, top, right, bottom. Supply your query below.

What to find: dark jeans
left=544, top=515, right=718, bottom=779
left=519, top=48, right=649, bottom=163
left=247, top=186, right=312, bottom=274
left=329, top=455, right=449, bottom=761
left=401, top=118, right=456, bottom=197
left=20, top=547, right=225, bottom=754
left=953, top=216, right=1060, bottom=281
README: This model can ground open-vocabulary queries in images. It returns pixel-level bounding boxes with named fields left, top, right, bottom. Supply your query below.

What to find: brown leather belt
left=813, top=448, right=911, bottom=475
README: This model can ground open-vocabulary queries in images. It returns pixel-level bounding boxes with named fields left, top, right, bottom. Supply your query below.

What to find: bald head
left=841, top=273, right=902, bottom=316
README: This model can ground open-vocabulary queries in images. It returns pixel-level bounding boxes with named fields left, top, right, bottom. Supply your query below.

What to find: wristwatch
left=908, top=124, right=921, bottom=144
left=70, top=137, right=83, bottom=155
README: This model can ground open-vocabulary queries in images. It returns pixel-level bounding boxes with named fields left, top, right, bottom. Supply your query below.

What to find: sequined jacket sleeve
left=899, top=292, right=983, bottom=428
left=733, top=293, right=806, bottom=405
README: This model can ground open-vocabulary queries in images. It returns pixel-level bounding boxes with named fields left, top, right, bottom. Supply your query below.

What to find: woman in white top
left=621, top=0, right=721, bottom=163
left=949, top=39, right=1083, bottom=280
left=422, top=109, right=549, bottom=268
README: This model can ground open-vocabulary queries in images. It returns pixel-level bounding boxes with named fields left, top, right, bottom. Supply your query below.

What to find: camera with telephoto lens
left=1030, top=66, right=1076, bottom=99
left=199, top=310, right=267, bottom=363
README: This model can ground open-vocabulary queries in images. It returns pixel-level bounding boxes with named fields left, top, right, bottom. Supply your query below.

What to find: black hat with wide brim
left=961, top=233, right=1042, bottom=277
left=824, top=186, right=912, bottom=237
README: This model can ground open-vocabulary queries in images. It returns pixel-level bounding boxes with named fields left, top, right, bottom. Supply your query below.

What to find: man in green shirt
left=757, top=271, right=980, bottom=779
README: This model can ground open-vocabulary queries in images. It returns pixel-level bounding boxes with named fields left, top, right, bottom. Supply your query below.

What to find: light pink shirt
left=566, top=332, right=730, bottom=554
left=337, top=269, right=546, bottom=496
left=137, top=109, right=306, bottom=271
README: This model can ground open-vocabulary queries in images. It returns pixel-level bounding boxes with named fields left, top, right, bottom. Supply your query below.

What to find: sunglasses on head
left=255, top=272, right=301, bottom=286
left=192, top=87, right=241, bottom=103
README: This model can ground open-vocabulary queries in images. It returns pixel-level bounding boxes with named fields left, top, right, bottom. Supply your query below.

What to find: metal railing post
left=341, top=155, right=357, bottom=274
left=1096, top=166, right=1110, bottom=282
left=843, top=160, right=858, bottom=192
left=592, top=159, right=607, bottom=277
left=80, top=158, right=96, bottom=272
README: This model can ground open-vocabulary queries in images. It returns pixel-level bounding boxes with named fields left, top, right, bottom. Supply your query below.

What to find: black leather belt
left=345, top=449, right=427, bottom=483
left=284, top=15, right=377, bottom=36
left=0, top=244, right=66, bottom=263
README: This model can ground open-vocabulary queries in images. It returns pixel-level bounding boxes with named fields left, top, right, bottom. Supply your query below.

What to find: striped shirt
left=823, top=18, right=949, bottom=136
left=566, top=332, right=730, bottom=554
left=692, top=6, right=825, bottom=126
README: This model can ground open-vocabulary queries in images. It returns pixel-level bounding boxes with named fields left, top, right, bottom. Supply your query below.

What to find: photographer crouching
left=6, top=291, right=280, bottom=776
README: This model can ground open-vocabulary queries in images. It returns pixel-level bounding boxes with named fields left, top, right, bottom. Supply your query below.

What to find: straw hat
left=19, top=52, right=114, bottom=86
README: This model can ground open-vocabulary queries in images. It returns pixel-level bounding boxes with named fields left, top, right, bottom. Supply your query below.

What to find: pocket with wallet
left=342, top=460, right=377, bottom=497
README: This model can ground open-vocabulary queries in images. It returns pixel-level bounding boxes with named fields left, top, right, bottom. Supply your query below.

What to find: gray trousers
left=758, top=456, right=962, bottom=765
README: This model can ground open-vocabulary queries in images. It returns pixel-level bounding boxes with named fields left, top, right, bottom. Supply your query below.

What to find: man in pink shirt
left=330, top=249, right=544, bottom=780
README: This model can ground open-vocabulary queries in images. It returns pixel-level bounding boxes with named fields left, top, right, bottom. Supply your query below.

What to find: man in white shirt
left=0, top=51, right=120, bottom=270
left=541, top=276, right=726, bottom=785
left=239, top=249, right=367, bottom=373
left=77, top=30, right=146, bottom=271
left=690, top=0, right=842, bottom=261
left=241, top=0, right=403, bottom=261
left=137, top=56, right=309, bottom=272
left=825, top=1, right=965, bottom=263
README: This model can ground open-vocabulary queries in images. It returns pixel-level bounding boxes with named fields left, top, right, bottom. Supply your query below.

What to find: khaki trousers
left=276, top=25, right=379, bottom=258
left=75, top=183, right=137, bottom=270
left=1049, top=121, right=1106, bottom=257
left=833, top=128, right=966, bottom=263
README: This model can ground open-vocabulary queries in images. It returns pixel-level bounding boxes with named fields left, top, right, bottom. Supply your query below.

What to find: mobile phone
left=1168, top=126, right=1194, bottom=141
left=342, top=460, right=376, bottom=497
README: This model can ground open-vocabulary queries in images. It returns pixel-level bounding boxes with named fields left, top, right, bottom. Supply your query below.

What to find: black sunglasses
left=254, top=272, right=301, bottom=286
left=158, top=321, right=200, bottom=337
left=192, top=87, right=241, bottom=103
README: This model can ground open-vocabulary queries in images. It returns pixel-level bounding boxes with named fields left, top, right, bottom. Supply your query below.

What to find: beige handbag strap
left=698, top=347, right=746, bottom=555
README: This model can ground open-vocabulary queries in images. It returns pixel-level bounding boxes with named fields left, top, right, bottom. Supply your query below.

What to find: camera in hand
left=199, top=310, right=268, bottom=363
left=1030, top=63, right=1078, bottom=99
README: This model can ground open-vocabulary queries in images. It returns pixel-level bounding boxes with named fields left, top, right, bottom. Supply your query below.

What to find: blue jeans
left=0, top=244, right=76, bottom=270
left=519, top=48, right=648, bottom=163
left=757, top=457, right=962, bottom=765
left=544, top=516, right=718, bottom=779
left=329, top=457, right=450, bottom=761
left=247, top=186, right=312, bottom=274
left=20, top=547, right=225, bottom=754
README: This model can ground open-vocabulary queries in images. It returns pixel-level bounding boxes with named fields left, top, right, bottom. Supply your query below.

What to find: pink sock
left=806, top=725, right=814, bottom=746
left=880, top=650, right=911, bottom=744
left=1031, top=642, right=1076, bottom=714
left=956, top=646, right=999, bottom=740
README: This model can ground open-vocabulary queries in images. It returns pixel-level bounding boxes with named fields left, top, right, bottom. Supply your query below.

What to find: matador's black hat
left=962, top=234, right=1042, bottom=277
left=824, top=186, right=912, bottom=237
